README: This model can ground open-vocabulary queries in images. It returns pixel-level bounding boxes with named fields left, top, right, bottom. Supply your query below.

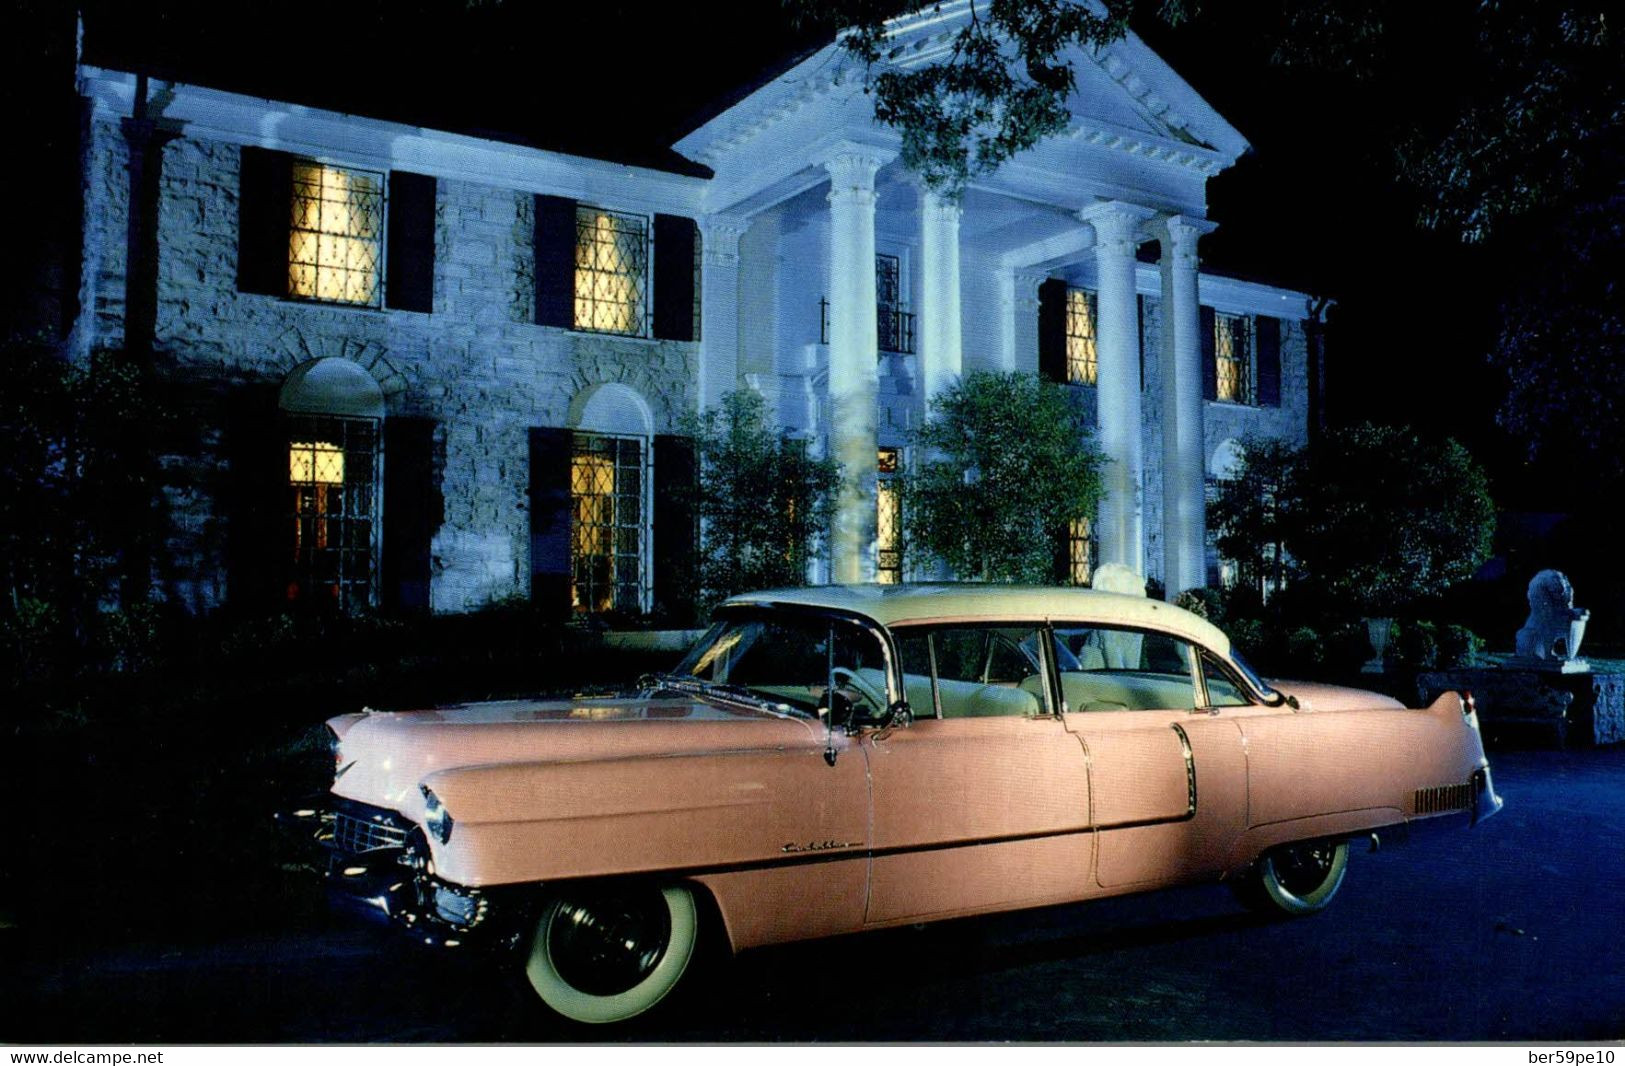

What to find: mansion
left=70, top=3, right=1315, bottom=619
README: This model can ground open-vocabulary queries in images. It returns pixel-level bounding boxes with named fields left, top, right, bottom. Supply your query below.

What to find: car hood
left=1267, top=680, right=1406, bottom=712
left=328, top=695, right=825, bottom=811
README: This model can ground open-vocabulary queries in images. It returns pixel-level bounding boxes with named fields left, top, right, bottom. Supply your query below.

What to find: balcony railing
left=819, top=298, right=917, bottom=356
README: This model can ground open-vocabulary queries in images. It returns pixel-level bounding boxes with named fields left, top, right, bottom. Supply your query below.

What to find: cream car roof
left=721, top=585, right=1233, bottom=656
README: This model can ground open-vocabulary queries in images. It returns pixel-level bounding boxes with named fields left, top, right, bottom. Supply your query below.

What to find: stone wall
left=79, top=118, right=697, bottom=614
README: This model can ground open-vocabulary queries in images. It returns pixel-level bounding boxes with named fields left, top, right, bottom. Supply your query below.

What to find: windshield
left=670, top=610, right=892, bottom=724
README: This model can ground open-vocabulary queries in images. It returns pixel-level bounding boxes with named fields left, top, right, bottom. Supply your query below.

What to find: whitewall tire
left=1238, top=840, right=1350, bottom=916
left=524, top=884, right=699, bottom=1025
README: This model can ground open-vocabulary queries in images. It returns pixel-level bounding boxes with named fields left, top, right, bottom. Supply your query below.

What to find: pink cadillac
left=289, top=585, right=1501, bottom=1024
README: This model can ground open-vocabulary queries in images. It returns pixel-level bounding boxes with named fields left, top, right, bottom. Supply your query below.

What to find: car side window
left=890, top=626, right=1048, bottom=718
left=1051, top=626, right=1198, bottom=712
left=1200, top=652, right=1254, bottom=708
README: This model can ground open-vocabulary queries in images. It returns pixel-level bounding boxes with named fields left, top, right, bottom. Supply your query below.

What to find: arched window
left=279, top=358, right=384, bottom=612
left=569, top=384, right=654, bottom=614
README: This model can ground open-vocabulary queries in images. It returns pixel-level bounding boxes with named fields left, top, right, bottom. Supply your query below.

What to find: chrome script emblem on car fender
left=781, top=839, right=861, bottom=853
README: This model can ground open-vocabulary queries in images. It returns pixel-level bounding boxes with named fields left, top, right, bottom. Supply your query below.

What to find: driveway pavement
left=5, top=745, right=1622, bottom=1042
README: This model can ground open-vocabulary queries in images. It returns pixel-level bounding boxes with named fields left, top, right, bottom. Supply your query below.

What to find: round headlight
left=420, top=785, right=455, bottom=844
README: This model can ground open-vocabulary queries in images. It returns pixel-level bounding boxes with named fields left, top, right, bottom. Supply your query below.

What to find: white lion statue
left=1514, top=569, right=1589, bottom=661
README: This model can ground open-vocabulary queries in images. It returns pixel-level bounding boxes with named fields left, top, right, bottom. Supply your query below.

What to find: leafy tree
left=784, top=0, right=1189, bottom=197
left=1491, top=192, right=1625, bottom=480
left=788, top=1, right=1620, bottom=237
left=1206, top=436, right=1303, bottom=603
left=0, top=338, right=161, bottom=618
left=1284, top=423, right=1494, bottom=616
left=685, top=390, right=839, bottom=610
left=904, top=371, right=1102, bottom=582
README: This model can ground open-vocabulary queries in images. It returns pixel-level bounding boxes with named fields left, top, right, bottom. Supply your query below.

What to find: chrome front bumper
left=278, top=797, right=510, bottom=949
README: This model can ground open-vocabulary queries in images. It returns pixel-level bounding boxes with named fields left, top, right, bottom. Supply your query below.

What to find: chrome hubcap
left=1273, top=842, right=1337, bottom=897
left=548, top=891, right=671, bottom=996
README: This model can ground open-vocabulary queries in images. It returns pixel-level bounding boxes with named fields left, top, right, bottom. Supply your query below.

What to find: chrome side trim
left=1170, top=721, right=1197, bottom=816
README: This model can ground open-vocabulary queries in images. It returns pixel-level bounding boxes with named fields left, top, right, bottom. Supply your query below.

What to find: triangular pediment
left=676, top=1, right=1247, bottom=175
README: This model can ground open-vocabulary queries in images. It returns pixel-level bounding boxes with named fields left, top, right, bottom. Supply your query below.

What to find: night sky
left=4, top=0, right=1565, bottom=508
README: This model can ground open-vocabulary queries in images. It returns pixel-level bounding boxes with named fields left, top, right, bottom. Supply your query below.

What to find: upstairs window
left=288, top=162, right=384, bottom=306
left=1214, top=312, right=1254, bottom=404
left=1064, top=288, right=1099, bottom=386
left=1201, top=309, right=1282, bottom=409
left=237, top=148, right=436, bottom=312
left=533, top=198, right=698, bottom=341
left=574, top=207, right=649, bottom=336
left=818, top=253, right=917, bottom=355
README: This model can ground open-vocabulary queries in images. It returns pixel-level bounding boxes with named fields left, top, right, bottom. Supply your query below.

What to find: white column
left=697, top=218, right=745, bottom=412
left=1079, top=201, right=1155, bottom=577
left=918, top=188, right=963, bottom=405
left=996, top=269, right=1044, bottom=373
left=1158, top=215, right=1216, bottom=597
left=823, top=145, right=891, bottom=584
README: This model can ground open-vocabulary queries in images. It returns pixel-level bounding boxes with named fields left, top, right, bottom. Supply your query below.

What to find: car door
left=862, top=624, right=1094, bottom=926
left=1055, top=625, right=1255, bottom=889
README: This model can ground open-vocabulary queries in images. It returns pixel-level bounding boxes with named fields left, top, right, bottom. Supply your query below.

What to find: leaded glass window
left=1068, top=517, right=1094, bottom=586
left=574, top=207, right=649, bottom=336
left=288, top=162, right=383, bottom=306
left=877, top=446, right=902, bottom=585
left=1215, top=312, right=1254, bottom=404
left=1065, top=287, right=1099, bottom=386
left=571, top=434, right=645, bottom=613
left=286, top=415, right=378, bottom=611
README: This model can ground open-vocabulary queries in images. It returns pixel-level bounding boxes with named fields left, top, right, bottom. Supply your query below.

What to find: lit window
left=1215, top=312, right=1254, bottom=404
left=287, top=417, right=378, bottom=611
left=288, top=162, right=383, bottom=306
left=1068, top=517, right=1093, bottom=586
left=1065, top=288, right=1099, bottom=386
left=574, top=207, right=649, bottom=336
left=571, top=434, right=645, bottom=613
left=877, top=447, right=902, bottom=585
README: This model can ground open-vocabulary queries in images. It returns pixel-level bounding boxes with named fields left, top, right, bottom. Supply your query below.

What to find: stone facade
left=76, top=4, right=1317, bottom=617
left=77, top=114, right=696, bottom=615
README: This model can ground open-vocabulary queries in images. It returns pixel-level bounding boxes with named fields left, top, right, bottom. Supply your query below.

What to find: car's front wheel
left=1234, top=839, right=1350, bottom=916
left=523, top=883, right=699, bottom=1024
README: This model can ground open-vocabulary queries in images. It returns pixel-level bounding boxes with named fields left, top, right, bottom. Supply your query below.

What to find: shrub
left=1393, top=619, right=1441, bottom=670
left=1175, top=587, right=1225, bottom=624
left=685, top=390, right=839, bottom=610
left=1285, top=626, right=1325, bottom=669
left=1287, top=424, right=1495, bottom=616
left=1207, top=436, right=1302, bottom=601
left=1437, top=623, right=1485, bottom=668
left=905, top=372, right=1103, bottom=582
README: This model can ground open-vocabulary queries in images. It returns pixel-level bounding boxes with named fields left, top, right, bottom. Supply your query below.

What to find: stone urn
left=1362, top=617, right=1392, bottom=674
left=1566, top=614, right=1589, bottom=661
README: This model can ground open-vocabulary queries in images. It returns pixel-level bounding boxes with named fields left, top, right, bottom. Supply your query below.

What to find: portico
left=674, top=0, right=1303, bottom=596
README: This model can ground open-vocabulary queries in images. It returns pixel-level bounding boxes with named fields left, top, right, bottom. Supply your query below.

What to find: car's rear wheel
left=1234, top=839, right=1349, bottom=916
left=523, top=883, right=698, bottom=1024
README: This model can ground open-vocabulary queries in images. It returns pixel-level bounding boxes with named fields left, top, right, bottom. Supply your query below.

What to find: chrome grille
left=1414, top=782, right=1473, bottom=816
left=331, top=808, right=409, bottom=855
